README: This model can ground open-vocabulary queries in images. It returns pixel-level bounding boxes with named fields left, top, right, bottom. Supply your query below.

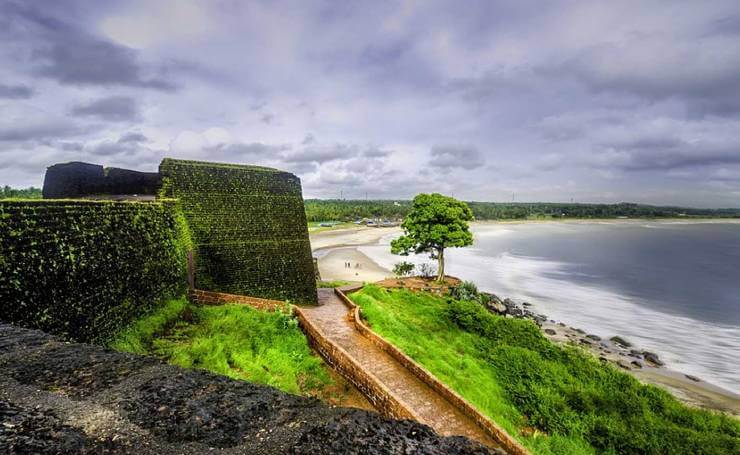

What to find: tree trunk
left=436, top=247, right=445, bottom=281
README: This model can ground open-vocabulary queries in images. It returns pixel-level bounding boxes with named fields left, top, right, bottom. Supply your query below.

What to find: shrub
left=392, top=261, right=415, bottom=277
left=450, top=280, right=480, bottom=301
left=417, top=262, right=437, bottom=278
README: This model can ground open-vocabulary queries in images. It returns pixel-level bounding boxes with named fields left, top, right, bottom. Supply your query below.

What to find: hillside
left=349, top=285, right=740, bottom=455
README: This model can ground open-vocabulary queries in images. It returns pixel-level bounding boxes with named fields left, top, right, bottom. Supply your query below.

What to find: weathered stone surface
left=159, top=158, right=317, bottom=304
left=0, top=323, right=494, bottom=454
left=42, top=161, right=161, bottom=198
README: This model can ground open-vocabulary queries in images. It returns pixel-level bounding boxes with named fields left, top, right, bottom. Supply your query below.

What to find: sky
left=1, top=0, right=739, bottom=207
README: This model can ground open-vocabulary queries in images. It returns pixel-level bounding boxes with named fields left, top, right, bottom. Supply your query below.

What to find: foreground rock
left=0, top=323, right=495, bottom=454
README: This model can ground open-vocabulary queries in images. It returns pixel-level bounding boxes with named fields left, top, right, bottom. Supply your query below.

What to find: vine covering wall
left=0, top=199, right=190, bottom=342
left=159, top=158, right=317, bottom=303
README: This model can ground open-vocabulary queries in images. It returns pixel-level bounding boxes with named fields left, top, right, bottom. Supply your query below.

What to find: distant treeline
left=1, top=186, right=42, bottom=199
left=5, top=187, right=739, bottom=220
left=304, top=199, right=740, bottom=221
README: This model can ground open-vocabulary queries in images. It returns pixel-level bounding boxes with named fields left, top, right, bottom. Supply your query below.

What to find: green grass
left=316, top=279, right=353, bottom=288
left=350, top=285, right=740, bottom=455
left=109, top=298, right=333, bottom=396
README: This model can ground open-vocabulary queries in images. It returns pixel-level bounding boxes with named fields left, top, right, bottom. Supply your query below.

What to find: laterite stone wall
left=0, top=199, right=190, bottom=342
left=159, top=158, right=317, bottom=304
left=42, top=161, right=161, bottom=198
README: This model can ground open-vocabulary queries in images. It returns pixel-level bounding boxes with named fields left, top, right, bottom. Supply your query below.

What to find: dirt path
left=300, top=289, right=501, bottom=450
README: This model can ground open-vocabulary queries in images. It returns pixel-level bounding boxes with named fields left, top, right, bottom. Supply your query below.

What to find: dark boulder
left=643, top=352, right=664, bottom=366
left=610, top=336, right=632, bottom=348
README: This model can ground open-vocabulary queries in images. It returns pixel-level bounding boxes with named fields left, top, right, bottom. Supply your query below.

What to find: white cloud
left=100, top=0, right=214, bottom=48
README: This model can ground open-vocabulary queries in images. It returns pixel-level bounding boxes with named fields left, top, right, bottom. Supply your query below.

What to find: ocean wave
left=359, top=244, right=740, bottom=394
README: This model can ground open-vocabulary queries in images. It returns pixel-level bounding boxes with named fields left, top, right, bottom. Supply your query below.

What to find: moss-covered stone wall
left=0, top=199, right=191, bottom=342
left=159, top=158, right=317, bottom=303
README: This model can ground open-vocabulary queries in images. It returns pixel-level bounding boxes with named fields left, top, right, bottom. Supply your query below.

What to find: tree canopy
left=391, top=193, right=474, bottom=281
left=304, top=199, right=740, bottom=222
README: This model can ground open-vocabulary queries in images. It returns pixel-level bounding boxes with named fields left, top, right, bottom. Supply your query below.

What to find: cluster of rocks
left=481, top=293, right=548, bottom=326
left=479, top=293, right=669, bottom=373
left=0, top=323, right=497, bottom=454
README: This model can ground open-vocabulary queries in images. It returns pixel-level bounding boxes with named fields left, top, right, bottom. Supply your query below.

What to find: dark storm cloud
left=706, top=13, right=740, bottom=36
left=2, top=1, right=740, bottom=207
left=284, top=144, right=358, bottom=164
left=209, top=142, right=290, bottom=159
left=596, top=141, right=740, bottom=172
left=0, top=84, right=34, bottom=99
left=558, top=44, right=740, bottom=119
left=429, top=146, right=485, bottom=170
left=0, top=121, right=83, bottom=142
left=59, top=141, right=84, bottom=151
left=86, top=133, right=162, bottom=159
left=118, top=132, right=148, bottom=144
left=88, top=141, right=135, bottom=157
left=71, top=96, right=141, bottom=122
left=1, top=2, right=175, bottom=90
left=363, top=147, right=391, bottom=158
left=301, top=134, right=315, bottom=145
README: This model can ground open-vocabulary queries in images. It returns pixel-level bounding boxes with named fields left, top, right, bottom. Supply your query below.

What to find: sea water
left=359, top=221, right=740, bottom=394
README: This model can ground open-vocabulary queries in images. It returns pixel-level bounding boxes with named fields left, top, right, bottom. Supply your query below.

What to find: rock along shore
left=479, top=293, right=740, bottom=417
left=0, top=323, right=496, bottom=454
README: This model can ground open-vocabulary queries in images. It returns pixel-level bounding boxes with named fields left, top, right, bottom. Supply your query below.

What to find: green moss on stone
left=159, top=158, right=317, bottom=303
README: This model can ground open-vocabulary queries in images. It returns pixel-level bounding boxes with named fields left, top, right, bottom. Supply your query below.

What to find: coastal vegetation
left=109, top=298, right=347, bottom=400
left=304, top=199, right=740, bottom=222
left=307, top=221, right=357, bottom=232
left=350, top=285, right=740, bottom=455
left=391, top=193, right=474, bottom=281
left=0, top=185, right=41, bottom=199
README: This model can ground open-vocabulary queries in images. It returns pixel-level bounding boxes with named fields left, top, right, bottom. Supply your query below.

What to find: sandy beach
left=311, top=226, right=400, bottom=283
left=310, top=223, right=740, bottom=417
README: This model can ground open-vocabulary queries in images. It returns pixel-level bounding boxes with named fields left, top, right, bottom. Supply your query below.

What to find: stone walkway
left=300, top=288, right=500, bottom=450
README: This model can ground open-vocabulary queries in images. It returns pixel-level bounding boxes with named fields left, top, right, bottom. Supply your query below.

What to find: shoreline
left=309, top=225, right=740, bottom=417
left=472, top=218, right=740, bottom=225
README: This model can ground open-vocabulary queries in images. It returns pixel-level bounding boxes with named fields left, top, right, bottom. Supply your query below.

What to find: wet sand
left=311, top=226, right=399, bottom=283
left=317, top=247, right=390, bottom=283
left=310, top=224, right=740, bottom=417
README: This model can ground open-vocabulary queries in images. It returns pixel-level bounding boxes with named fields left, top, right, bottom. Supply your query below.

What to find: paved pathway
left=300, top=288, right=500, bottom=449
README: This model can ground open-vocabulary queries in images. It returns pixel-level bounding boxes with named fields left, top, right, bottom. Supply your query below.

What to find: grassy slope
left=350, top=285, right=739, bottom=455
left=109, top=299, right=333, bottom=397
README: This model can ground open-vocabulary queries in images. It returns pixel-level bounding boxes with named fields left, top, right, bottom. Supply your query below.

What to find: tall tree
left=391, top=193, right=474, bottom=281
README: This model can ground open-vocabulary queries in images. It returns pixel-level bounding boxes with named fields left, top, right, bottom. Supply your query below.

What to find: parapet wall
left=293, top=305, right=418, bottom=421
left=0, top=199, right=189, bottom=342
left=42, top=162, right=161, bottom=198
left=335, top=287, right=531, bottom=455
left=159, top=158, right=317, bottom=304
